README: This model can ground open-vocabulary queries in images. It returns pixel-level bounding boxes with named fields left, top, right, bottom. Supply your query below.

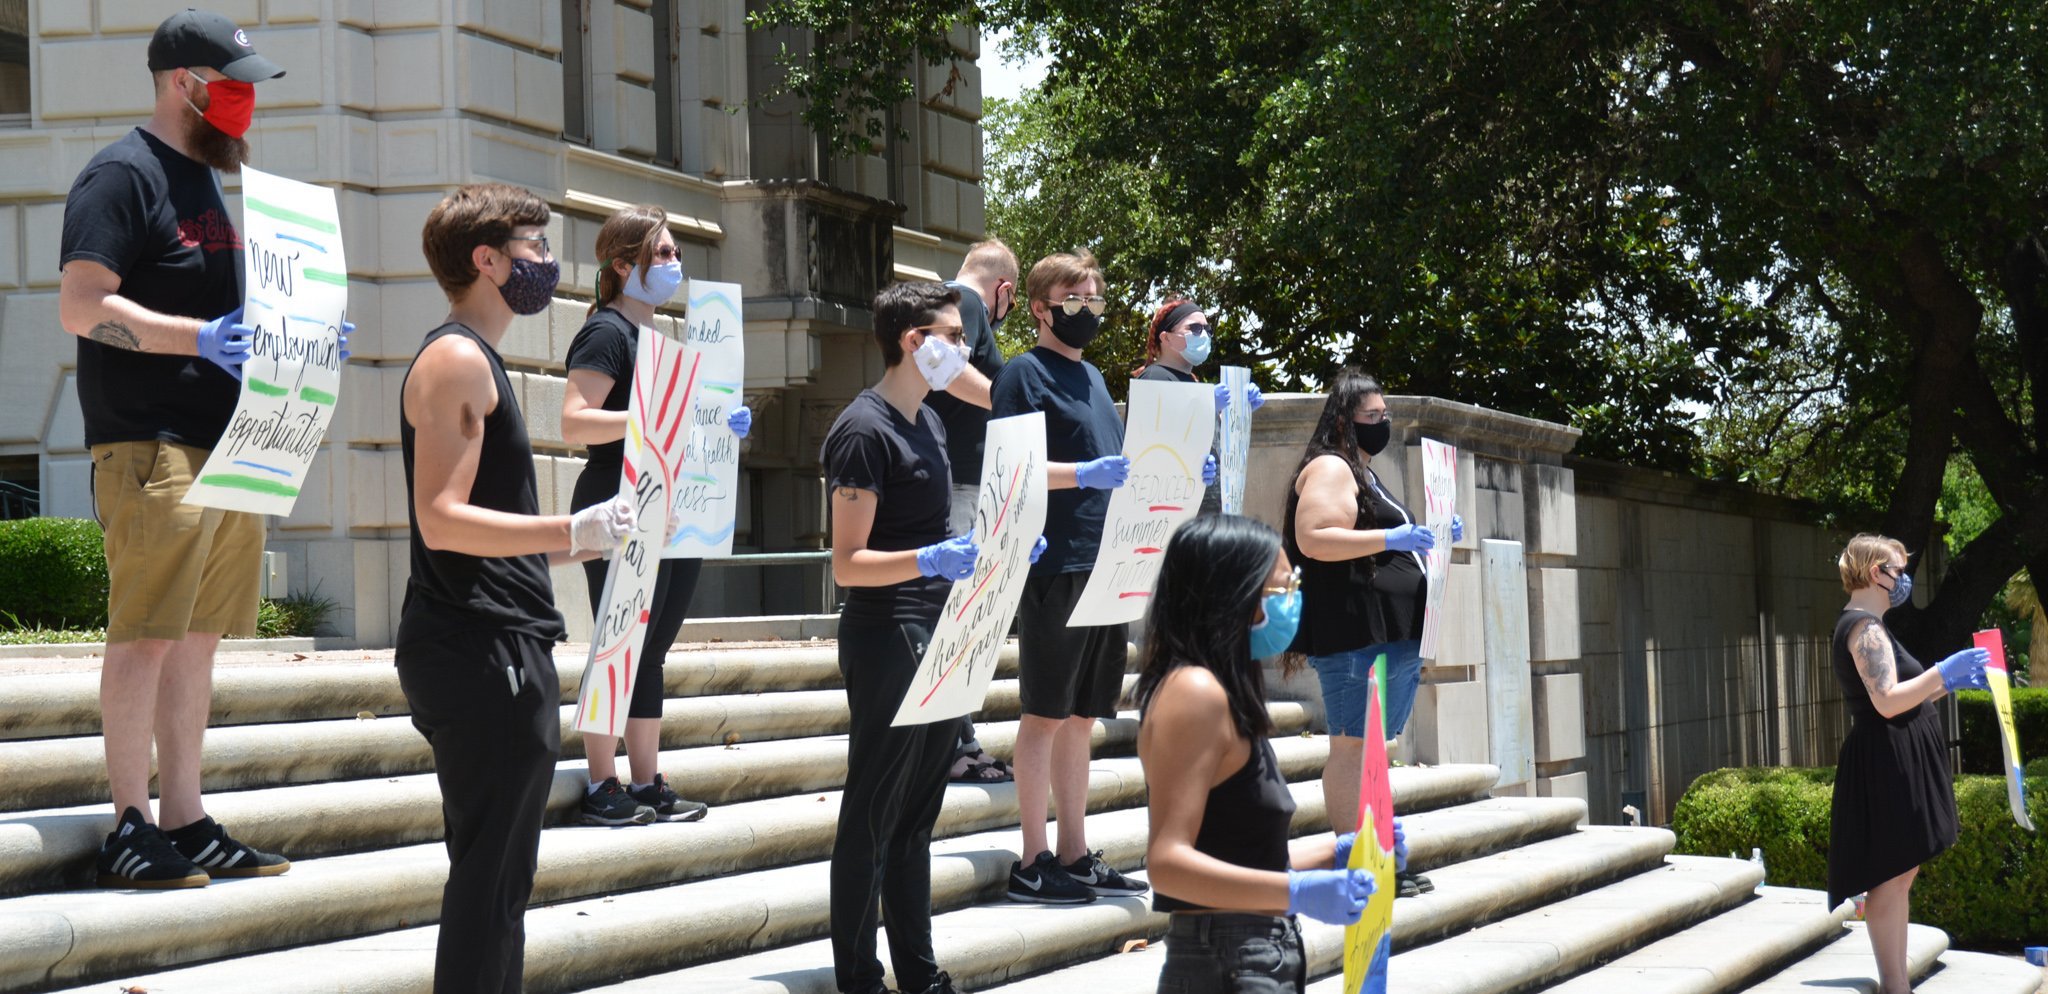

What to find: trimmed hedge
left=1672, top=766, right=2047, bottom=947
left=1957, top=687, right=2048, bottom=775
left=0, top=518, right=108, bottom=629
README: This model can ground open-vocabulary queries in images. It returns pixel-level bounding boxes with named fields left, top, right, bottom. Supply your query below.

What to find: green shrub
left=253, top=592, right=338, bottom=639
left=0, top=518, right=109, bottom=629
left=1956, top=688, right=2048, bottom=774
left=1672, top=766, right=2048, bottom=947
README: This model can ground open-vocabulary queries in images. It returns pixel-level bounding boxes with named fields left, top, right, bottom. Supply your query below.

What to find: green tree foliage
left=751, top=0, right=2048, bottom=659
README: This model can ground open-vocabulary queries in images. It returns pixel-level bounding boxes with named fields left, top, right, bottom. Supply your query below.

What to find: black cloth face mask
left=1353, top=419, right=1391, bottom=456
left=1049, top=308, right=1102, bottom=349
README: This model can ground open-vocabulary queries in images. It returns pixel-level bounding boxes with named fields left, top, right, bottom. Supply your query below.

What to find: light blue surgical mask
left=1248, top=588, right=1302, bottom=659
left=621, top=260, right=684, bottom=306
left=1180, top=331, right=1212, bottom=365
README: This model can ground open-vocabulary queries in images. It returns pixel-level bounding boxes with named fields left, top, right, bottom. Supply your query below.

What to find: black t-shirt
left=990, top=347, right=1124, bottom=575
left=925, top=281, right=1008, bottom=485
left=820, top=389, right=953, bottom=623
left=60, top=128, right=243, bottom=449
left=564, top=306, right=639, bottom=474
left=1136, top=362, right=1197, bottom=383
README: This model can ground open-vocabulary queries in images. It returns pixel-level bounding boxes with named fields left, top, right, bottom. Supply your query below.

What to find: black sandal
left=948, top=754, right=1014, bottom=784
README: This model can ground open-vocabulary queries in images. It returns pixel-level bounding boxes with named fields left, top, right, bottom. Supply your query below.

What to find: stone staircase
left=0, top=638, right=2038, bottom=994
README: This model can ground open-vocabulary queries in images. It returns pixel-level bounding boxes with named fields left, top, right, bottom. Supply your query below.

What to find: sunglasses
left=1045, top=294, right=1108, bottom=317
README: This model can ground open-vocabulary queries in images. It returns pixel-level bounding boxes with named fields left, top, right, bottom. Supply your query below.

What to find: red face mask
left=184, top=73, right=255, bottom=139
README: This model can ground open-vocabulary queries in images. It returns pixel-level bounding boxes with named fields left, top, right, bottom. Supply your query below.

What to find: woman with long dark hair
left=1137, top=514, right=1381, bottom=994
left=1282, top=368, right=1456, bottom=896
left=1828, top=534, right=1987, bottom=994
left=560, top=204, right=751, bottom=826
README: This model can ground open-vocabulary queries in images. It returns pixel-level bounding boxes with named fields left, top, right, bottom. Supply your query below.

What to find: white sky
left=978, top=28, right=1049, bottom=103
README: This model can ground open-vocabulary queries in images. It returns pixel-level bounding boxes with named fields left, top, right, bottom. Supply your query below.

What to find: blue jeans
left=1307, top=640, right=1422, bottom=739
left=1156, top=913, right=1305, bottom=993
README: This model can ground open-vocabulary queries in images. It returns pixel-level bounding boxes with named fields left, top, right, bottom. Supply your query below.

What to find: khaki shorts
left=92, top=440, right=265, bottom=644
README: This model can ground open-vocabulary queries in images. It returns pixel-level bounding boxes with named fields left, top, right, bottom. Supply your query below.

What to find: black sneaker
left=1062, top=849, right=1149, bottom=897
left=1396, top=869, right=1434, bottom=897
left=1006, top=850, right=1096, bottom=904
left=914, top=971, right=961, bottom=994
left=97, top=807, right=209, bottom=889
left=166, top=815, right=291, bottom=878
left=581, top=777, right=656, bottom=826
left=628, top=773, right=708, bottom=823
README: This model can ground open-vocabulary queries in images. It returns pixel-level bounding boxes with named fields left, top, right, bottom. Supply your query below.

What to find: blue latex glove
left=1332, top=832, right=1355, bottom=868
left=1075, top=455, right=1130, bottom=490
left=1384, top=523, right=1435, bottom=552
left=727, top=405, right=752, bottom=439
left=1201, top=453, right=1217, bottom=486
left=1029, top=535, right=1047, bottom=564
left=197, top=307, right=254, bottom=379
left=338, top=320, right=354, bottom=363
left=1450, top=514, right=1464, bottom=542
left=915, top=535, right=978, bottom=581
left=1287, top=868, right=1375, bottom=925
left=1248, top=384, right=1264, bottom=410
left=1394, top=818, right=1408, bottom=873
left=1936, top=647, right=1990, bottom=692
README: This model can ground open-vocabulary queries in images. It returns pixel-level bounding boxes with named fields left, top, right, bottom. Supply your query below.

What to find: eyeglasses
left=1879, top=564, right=1906, bottom=580
left=504, top=233, right=552, bottom=258
left=1045, top=294, right=1108, bottom=316
left=1355, top=409, right=1393, bottom=425
left=1263, top=568, right=1302, bottom=598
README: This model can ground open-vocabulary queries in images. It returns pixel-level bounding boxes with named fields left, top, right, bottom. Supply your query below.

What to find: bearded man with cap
left=57, top=8, right=296, bottom=889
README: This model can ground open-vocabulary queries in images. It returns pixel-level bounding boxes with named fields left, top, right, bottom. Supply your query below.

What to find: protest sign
left=1067, top=380, right=1214, bottom=627
left=664, top=280, right=745, bottom=558
left=575, top=329, right=698, bottom=738
left=1417, top=438, right=1458, bottom=659
left=1217, top=366, right=1253, bottom=515
left=892, top=413, right=1048, bottom=726
left=1974, top=628, right=2037, bottom=831
left=186, top=166, right=347, bottom=515
left=1343, top=656, right=1397, bottom=994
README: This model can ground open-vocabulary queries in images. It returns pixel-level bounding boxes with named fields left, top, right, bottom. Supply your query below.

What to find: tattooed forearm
left=1852, top=621, right=1895, bottom=695
left=88, top=321, right=144, bottom=352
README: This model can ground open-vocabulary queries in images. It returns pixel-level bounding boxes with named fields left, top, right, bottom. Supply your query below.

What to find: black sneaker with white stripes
left=1062, top=849, right=1149, bottom=897
left=96, top=806, right=208, bottom=889
left=167, top=814, right=291, bottom=878
left=1005, top=850, right=1095, bottom=904
left=627, top=773, right=708, bottom=823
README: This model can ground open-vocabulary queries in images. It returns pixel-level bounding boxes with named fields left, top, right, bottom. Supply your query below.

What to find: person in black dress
left=1284, top=368, right=1458, bottom=896
left=1135, top=514, right=1385, bottom=994
left=1827, top=533, right=1988, bottom=994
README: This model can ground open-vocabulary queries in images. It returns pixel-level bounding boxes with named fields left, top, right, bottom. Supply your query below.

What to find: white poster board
left=185, top=166, right=347, bottom=515
left=1217, top=366, right=1253, bottom=515
left=1067, top=380, right=1215, bottom=627
left=575, top=330, right=699, bottom=738
left=664, top=279, right=745, bottom=558
left=892, top=413, right=1048, bottom=726
left=1417, top=437, right=1458, bottom=660
left=1481, top=539, right=1536, bottom=787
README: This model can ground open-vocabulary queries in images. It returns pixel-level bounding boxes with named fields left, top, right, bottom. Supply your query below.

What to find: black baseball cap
left=146, top=9, right=285, bottom=82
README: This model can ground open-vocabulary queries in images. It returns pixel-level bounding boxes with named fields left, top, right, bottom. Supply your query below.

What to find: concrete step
left=1736, top=921, right=1947, bottom=993
left=1, top=706, right=1315, bottom=896
left=0, top=674, right=1096, bottom=813
left=1537, top=886, right=1851, bottom=994
left=1915, top=950, right=2046, bottom=994
left=0, top=642, right=1029, bottom=741
left=1296, top=855, right=1763, bottom=994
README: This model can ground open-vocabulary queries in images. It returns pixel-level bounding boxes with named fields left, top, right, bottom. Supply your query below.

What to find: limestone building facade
left=0, top=1, right=989, bottom=643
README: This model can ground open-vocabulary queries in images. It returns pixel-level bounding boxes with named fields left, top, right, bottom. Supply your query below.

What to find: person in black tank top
left=1826, top=534, right=1989, bottom=994
left=1282, top=369, right=1459, bottom=897
left=399, top=185, right=640, bottom=994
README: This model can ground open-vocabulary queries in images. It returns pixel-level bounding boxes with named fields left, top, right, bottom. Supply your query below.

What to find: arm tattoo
left=88, top=321, right=144, bottom=352
left=1851, top=621, right=1896, bottom=695
left=834, top=487, right=865, bottom=502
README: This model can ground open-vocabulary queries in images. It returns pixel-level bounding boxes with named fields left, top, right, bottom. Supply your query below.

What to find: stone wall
left=0, top=1, right=989, bottom=644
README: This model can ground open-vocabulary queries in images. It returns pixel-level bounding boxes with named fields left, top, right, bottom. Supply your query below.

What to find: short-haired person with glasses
left=402, top=183, right=638, bottom=994
left=823, top=281, right=1045, bottom=994
left=1283, top=368, right=1460, bottom=898
left=989, top=250, right=1151, bottom=904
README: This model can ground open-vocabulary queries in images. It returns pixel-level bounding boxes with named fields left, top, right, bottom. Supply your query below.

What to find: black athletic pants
left=396, top=626, right=562, bottom=994
left=582, top=555, right=703, bottom=720
left=830, top=616, right=957, bottom=994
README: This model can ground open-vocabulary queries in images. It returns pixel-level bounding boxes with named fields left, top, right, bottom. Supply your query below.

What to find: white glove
left=569, top=496, right=636, bottom=557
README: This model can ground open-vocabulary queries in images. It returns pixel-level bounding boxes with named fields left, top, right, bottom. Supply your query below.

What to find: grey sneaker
left=628, top=773, right=708, bottom=823
left=580, top=777, right=656, bottom=826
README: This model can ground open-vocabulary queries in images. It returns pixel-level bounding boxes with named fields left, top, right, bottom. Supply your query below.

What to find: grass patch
left=0, top=592, right=340, bottom=644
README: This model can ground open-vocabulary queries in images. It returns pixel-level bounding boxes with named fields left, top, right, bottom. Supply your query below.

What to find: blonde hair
left=588, top=204, right=669, bottom=317
left=960, top=238, right=1018, bottom=281
left=1024, top=249, right=1104, bottom=307
left=1838, top=533, right=1908, bottom=593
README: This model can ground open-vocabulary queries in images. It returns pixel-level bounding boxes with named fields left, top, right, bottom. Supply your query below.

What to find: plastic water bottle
left=1749, top=847, right=1767, bottom=892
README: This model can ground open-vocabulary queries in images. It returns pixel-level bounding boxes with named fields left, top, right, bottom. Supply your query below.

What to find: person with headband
left=822, top=280, right=1045, bottom=994
left=1133, top=298, right=1266, bottom=516
left=1135, top=514, right=1388, bottom=994
left=560, top=204, right=752, bottom=827
left=1826, top=534, right=1988, bottom=994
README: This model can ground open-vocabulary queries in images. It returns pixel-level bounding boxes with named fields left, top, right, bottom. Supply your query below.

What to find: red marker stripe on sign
left=1117, top=591, right=1152, bottom=599
left=1134, top=547, right=1163, bottom=555
left=1148, top=505, right=1183, bottom=512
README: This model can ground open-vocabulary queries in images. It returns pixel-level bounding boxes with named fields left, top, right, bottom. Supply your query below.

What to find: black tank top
left=1284, top=460, right=1422, bottom=656
left=1153, top=735, right=1297, bottom=913
left=1831, top=608, right=1931, bottom=726
left=397, top=323, right=565, bottom=644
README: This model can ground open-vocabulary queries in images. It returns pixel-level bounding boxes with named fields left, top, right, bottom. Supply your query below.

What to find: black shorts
left=1016, top=571, right=1129, bottom=720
